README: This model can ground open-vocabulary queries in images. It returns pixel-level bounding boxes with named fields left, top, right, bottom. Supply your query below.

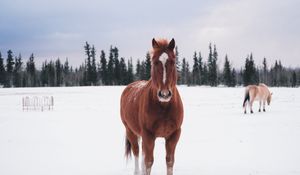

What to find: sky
left=0, top=0, right=299, bottom=68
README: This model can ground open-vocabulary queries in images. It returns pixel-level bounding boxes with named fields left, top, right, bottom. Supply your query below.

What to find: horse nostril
left=168, top=90, right=172, bottom=97
left=158, top=91, right=163, bottom=97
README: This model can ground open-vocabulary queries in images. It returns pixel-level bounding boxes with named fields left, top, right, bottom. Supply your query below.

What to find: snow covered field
left=0, top=86, right=300, bottom=175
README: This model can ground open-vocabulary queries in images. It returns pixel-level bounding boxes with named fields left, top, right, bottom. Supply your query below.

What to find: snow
left=0, top=86, right=300, bottom=175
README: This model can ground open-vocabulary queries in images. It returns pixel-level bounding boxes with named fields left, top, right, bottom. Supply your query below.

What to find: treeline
left=0, top=42, right=299, bottom=88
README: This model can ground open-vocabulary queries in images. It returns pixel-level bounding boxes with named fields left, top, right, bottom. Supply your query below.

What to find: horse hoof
left=259, top=109, right=261, bottom=112
left=244, top=111, right=247, bottom=114
left=263, top=109, right=266, bottom=112
left=251, top=110, right=253, bottom=114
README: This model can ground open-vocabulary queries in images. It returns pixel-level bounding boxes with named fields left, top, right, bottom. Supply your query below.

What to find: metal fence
left=22, top=96, right=54, bottom=111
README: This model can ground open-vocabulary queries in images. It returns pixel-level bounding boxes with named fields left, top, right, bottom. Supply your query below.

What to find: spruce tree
left=13, top=54, right=23, bottom=87
left=262, top=57, right=268, bottom=84
left=207, top=43, right=218, bottom=86
left=0, top=52, right=6, bottom=86
left=243, top=53, right=258, bottom=86
left=126, top=58, right=134, bottom=84
left=84, top=42, right=92, bottom=85
left=145, top=52, right=151, bottom=80
left=292, top=71, right=297, bottom=87
left=198, top=52, right=203, bottom=85
left=180, top=58, right=187, bottom=84
left=26, top=53, right=36, bottom=87
left=113, top=47, right=120, bottom=85
left=99, top=50, right=108, bottom=85
left=91, top=46, right=97, bottom=85
left=192, top=52, right=200, bottom=85
left=55, top=58, right=63, bottom=86
left=175, top=46, right=181, bottom=83
left=63, top=59, right=70, bottom=86
left=6, top=50, right=14, bottom=87
left=231, top=68, right=237, bottom=87
left=119, top=57, right=127, bottom=85
left=40, top=61, right=48, bottom=86
left=136, top=59, right=141, bottom=80
left=223, top=55, right=232, bottom=87
left=107, top=46, right=115, bottom=85
left=202, top=63, right=208, bottom=85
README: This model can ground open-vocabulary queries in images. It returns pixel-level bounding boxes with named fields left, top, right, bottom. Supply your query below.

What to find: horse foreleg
left=259, top=101, right=262, bottom=112
left=142, top=132, right=155, bottom=175
left=165, top=128, right=181, bottom=175
left=263, top=101, right=266, bottom=112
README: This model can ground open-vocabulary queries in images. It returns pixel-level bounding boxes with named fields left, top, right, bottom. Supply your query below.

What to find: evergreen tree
left=262, top=57, right=268, bottom=84
left=113, top=47, right=120, bottom=85
left=40, top=61, right=48, bottom=86
left=144, top=52, right=151, bottom=80
left=223, top=55, right=232, bottom=86
left=26, top=53, right=36, bottom=87
left=207, top=43, right=218, bottom=86
left=180, top=58, right=187, bottom=84
left=63, top=59, right=71, bottom=86
left=175, top=46, right=181, bottom=83
left=231, top=68, right=237, bottom=87
left=13, top=54, right=23, bottom=87
left=181, top=58, right=191, bottom=85
left=243, top=53, right=258, bottom=86
left=198, top=52, right=203, bottom=85
left=119, top=57, right=127, bottom=84
left=202, top=63, right=208, bottom=85
left=107, top=46, right=114, bottom=85
left=292, top=71, right=297, bottom=87
left=186, top=61, right=191, bottom=86
left=126, top=58, right=134, bottom=84
left=99, top=50, right=108, bottom=85
left=55, top=58, right=63, bottom=86
left=6, top=50, right=14, bottom=87
left=136, top=59, right=142, bottom=80
left=0, top=52, right=6, bottom=86
left=192, top=52, right=200, bottom=85
left=91, top=46, right=97, bottom=85
left=84, top=41, right=92, bottom=85
left=140, top=60, right=147, bottom=80
left=48, top=61, right=56, bottom=86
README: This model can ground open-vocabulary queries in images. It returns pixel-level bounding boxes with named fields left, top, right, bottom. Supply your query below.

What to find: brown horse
left=243, top=83, right=272, bottom=114
left=120, top=38, right=184, bottom=175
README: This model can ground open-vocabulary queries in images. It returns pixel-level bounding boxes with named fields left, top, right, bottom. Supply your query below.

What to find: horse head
left=267, top=92, right=273, bottom=105
left=150, top=38, right=177, bottom=102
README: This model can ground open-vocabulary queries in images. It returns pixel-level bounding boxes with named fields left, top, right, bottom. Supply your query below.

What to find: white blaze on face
left=159, top=53, right=168, bottom=84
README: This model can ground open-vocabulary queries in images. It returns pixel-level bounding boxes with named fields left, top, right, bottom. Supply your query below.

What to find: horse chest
left=144, top=113, right=178, bottom=137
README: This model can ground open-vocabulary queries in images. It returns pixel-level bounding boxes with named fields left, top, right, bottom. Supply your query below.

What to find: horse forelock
left=151, top=39, right=175, bottom=61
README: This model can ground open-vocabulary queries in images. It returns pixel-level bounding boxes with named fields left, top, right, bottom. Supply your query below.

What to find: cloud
left=0, top=0, right=299, bottom=68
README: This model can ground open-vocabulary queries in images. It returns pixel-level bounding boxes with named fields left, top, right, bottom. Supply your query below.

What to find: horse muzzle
left=157, top=89, right=172, bottom=102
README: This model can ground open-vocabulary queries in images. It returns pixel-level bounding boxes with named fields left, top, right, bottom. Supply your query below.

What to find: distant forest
left=0, top=42, right=299, bottom=88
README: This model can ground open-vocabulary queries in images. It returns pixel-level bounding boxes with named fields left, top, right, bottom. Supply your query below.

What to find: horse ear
left=152, top=38, right=159, bottom=49
left=168, top=38, right=175, bottom=50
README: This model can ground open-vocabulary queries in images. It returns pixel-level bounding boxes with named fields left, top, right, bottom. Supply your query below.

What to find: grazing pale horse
left=243, top=83, right=272, bottom=114
left=120, top=38, right=184, bottom=175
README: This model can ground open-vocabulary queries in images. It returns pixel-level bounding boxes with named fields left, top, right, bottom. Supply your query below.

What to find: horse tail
left=243, top=88, right=250, bottom=107
left=125, top=137, right=132, bottom=159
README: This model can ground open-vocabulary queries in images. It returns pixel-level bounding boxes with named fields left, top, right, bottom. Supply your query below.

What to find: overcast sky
left=0, top=0, right=299, bottom=68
